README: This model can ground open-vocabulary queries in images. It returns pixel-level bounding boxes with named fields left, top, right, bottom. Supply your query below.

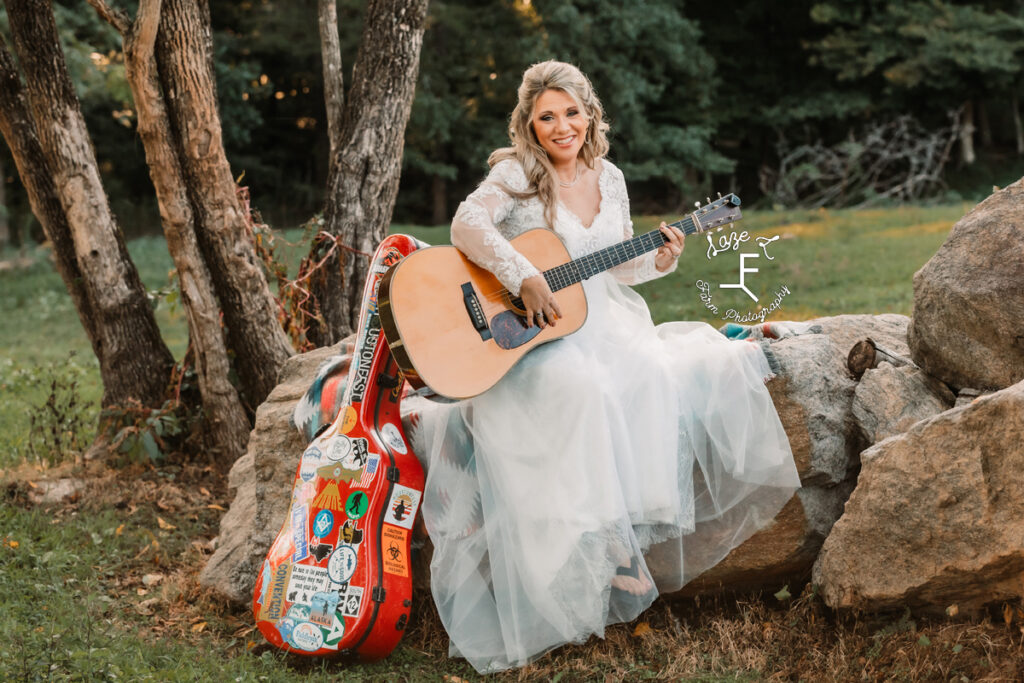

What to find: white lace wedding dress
left=410, top=158, right=800, bottom=673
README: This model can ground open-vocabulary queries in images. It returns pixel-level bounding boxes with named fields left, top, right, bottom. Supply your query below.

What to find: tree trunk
left=959, top=100, right=976, bottom=166
left=309, top=0, right=429, bottom=345
left=5, top=1, right=174, bottom=409
left=0, top=154, right=8, bottom=250
left=116, top=0, right=250, bottom=459
left=318, top=0, right=344, bottom=161
left=977, top=100, right=993, bottom=149
left=155, top=0, right=293, bottom=407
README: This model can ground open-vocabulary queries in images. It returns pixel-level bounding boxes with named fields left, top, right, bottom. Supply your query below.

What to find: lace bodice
left=451, top=158, right=676, bottom=295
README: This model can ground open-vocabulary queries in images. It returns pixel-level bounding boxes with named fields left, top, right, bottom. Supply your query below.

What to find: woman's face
left=530, top=89, right=588, bottom=167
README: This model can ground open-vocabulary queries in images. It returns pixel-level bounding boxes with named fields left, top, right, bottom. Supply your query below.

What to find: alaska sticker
left=258, top=562, right=292, bottom=622
left=345, top=490, right=369, bottom=520
left=327, top=545, right=358, bottom=584
left=312, top=509, right=334, bottom=538
left=309, top=591, right=340, bottom=628
left=382, top=525, right=409, bottom=578
left=380, top=422, right=407, bottom=454
left=290, top=622, right=325, bottom=651
left=286, top=565, right=332, bottom=606
left=386, top=484, right=420, bottom=529
left=291, top=504, right=309, bottom=562
left=341, top=585, right=364, bottom=618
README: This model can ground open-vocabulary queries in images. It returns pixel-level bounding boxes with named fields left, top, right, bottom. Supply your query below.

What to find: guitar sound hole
left=490, top=310, right=542, bottom=350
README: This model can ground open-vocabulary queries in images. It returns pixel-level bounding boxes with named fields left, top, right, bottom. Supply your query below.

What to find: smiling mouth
left=552, top=135, right=576, bottom=145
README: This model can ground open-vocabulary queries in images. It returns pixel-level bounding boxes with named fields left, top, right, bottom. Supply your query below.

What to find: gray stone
left=908, top=179, right=1024, bottom=391
left=813, top=379, right=1024, bottom=613
left=852, top=362, right=954, bottom=445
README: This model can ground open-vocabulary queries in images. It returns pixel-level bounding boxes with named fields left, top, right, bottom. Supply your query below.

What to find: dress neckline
left=558, top=159, right=608, bottom=230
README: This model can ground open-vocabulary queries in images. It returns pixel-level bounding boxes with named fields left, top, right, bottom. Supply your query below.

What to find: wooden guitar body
left=379, top=228, right=587, bottom=399
left=253, top=235, right=425, bottom=660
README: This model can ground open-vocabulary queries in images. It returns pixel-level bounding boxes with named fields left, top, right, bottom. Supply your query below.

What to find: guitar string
left=471, top=211, right=727, bottom=303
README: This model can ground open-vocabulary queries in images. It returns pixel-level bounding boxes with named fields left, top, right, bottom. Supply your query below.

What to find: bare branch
left=85, top=0, right=132, bottom=36
left=131, top=0, right=163, bottom=60
left=318, top=0, right=344, bottom=159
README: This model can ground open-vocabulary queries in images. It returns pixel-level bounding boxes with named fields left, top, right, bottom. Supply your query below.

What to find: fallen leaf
left=946, top=604, right=959, bottom=617
left=115, top=524, right=125, bottom=536
left=199, top=487, right=211, bottom=497
left=157, top=517, right=176, bottom=531
left=206, top=504, right=226, bottom=511
left=142, top=573, right=164, bottom=587
left=191, top=621, right=207, bottom=633
left=136, top=597, right=161, bottom=616
left=27, top=481, right=38, bottom=488
left=632, top=622, right=653, bottom=637
left=7, top=540, right=18, bottom=549
left=1004, top=603, right=1015, bottom=625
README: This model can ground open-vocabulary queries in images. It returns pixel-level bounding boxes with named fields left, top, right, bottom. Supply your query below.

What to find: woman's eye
left=540, top=115, right=553, bottom=122
left=567, top=110, right=578, bottom=117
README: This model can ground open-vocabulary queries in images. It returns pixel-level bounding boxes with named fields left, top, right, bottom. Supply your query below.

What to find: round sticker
left=324, top=435, right=353, bottom=462
left=312, top=509, right=334, bottom=538
left=380, top=423, right=407, bottom=454
left=327, top=545, right=358, bottom=584
left=340, top=405, right=357, bottom=434
left=290, top=622, right=325, bottom=651
left=299, top=446, right=322, bottom=482
left=275, top=618, right=295, bottom=642
left=345, top=491, right=369, bottom=520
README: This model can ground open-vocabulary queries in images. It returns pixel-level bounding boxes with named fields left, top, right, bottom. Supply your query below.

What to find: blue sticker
left=312, top=509, right=334, bottom=538
left=300, top=446, right=322, bottom=482
left=291, top=504, right=309, bottom=562
left=310, top=591, right=340, bottom=628
left=276, top=617, right=296, bottom=642
left=257, top=559, right=271, bottom=606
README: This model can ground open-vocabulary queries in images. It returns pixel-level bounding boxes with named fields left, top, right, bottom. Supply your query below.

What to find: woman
left=415, top=60, right=800, bottom=673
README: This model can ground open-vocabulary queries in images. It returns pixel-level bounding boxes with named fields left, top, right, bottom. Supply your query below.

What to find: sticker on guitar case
left=341, top=585, right=364, bottom=617
left=291, top=504, right=309, bottom=562
left=382, top=525, right=409, bottom=577
left=310, top=542, right=333, bottom=563
left=286, top=565, right=332, bottom=606
left=290, top=622, right=325, bottom=651
left=345, top=490, right=369, bottom=520
left=380, top=422, right=408, bottom=454
left=386, top=484, right=421, bottom=530
left=259, top=563, right=292, bottom=621
left=327, top=545, right=358, bottom=584
left=338, top=519, right=363, bottom=546
left=323, top=611, right=346, bottom=648
left=299, top=446, right=322, bottom=482
left=275, top=617, right=296, bottom=642
left=313, top=482, right=343, bottom=508
left=309, top=591, right=340, bottom=628
left=312, top=509, right=334, bottom=538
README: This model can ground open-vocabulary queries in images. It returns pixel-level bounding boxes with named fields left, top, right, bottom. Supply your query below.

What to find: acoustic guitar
left=379, top=194, right=742, bottom=399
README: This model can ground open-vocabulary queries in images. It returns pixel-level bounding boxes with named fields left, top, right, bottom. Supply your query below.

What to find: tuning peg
left=694, top=201, right=701, bottom=209
left=717, top=192, right=722, bottom=199
left=706, top=196, right=712, bottom=204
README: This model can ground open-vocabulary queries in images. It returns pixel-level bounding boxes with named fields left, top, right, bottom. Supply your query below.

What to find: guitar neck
left=542, top=216, right=698, bottom=293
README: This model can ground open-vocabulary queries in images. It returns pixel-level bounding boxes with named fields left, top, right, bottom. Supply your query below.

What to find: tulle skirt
left=409, top=273, right=799, bottom=673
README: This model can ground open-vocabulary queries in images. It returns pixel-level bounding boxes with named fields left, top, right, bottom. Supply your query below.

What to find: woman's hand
left=519, top=274, right=562, bottom=328
left=655, top=221, right=685, bottom=272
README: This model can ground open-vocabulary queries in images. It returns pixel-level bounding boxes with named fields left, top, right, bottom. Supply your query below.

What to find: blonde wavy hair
left=488, top=60, right=610, bottom=228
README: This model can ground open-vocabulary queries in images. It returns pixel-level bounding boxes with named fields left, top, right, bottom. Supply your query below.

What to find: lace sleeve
left=450, top=160, right=541, bottom=296
left=605, top=164, right=677, bottom=285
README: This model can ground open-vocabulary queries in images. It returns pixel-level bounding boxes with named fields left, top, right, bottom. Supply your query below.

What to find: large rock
left=813, top=379, right=1024, bottom=613
left=908, top=179, right=1024, bottom=391
left=199, top=343, right=345, bottom=604
left=851, top=362, right=954, bottom=445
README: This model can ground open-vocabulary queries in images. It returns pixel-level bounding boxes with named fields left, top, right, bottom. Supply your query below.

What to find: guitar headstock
left=692, top=193, right=742, bottom=234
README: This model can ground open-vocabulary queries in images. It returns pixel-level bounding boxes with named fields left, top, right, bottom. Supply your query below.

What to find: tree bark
left=114, top=0, right=250, bottom=459
left=155, top=0, right=293, bottom=406
left=0, top=154, right=8, bottom=250
left=309, top=0, right=429, bottom=345
left=1013, top=97, right=1024, bottom=156
left=318, top=0, right=344, bottom=161
left=5, top=1, right=174, bottom=409
left=959, top=100, right=976, bottom=166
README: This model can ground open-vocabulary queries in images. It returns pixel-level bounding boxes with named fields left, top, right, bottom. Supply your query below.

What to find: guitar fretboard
left=542, top=216, right=698, bottom=292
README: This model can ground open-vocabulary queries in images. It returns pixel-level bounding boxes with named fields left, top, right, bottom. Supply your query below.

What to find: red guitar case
left=253, top=234, right=425, bottom=659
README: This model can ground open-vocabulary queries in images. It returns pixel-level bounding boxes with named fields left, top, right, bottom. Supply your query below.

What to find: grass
left=7, top=202, right=1020, bottom=681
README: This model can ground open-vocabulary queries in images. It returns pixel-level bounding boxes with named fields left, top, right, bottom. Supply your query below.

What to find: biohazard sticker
left=286, top=565, right=332, bottom=606
left=327, top=545, right=358, bottom=584
left=290, top=622, right=324, bottom=651
left=309, top=591, right=340, bottom=628
left=258, top=562, right=292, bottom=622
left=382, top=524, right=409, bottom=578
left=386, top=484, right=420, bottom=529
left=341, top=585, right=364, bottom=618
left=380, top=422, right=408, bottom=454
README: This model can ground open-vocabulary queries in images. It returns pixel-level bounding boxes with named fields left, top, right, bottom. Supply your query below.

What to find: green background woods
left=2, top=0, right=1023, bottom=245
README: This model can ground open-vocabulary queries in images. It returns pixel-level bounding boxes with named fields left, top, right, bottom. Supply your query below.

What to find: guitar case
left=253, top=234, right=425, bottom=659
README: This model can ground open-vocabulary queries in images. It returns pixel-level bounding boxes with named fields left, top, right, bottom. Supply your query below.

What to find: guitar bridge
left=461, top=282, right=492, bottom=341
